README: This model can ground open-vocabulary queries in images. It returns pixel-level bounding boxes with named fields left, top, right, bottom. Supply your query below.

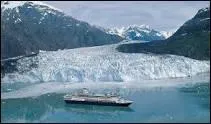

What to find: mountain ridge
left=99, top=24, right=174, bottom=41
left=117, top=7, right=210, bottom=60
left=1, top=1, right=123, bottom=59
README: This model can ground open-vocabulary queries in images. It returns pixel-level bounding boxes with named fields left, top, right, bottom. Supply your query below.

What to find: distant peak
left=105, top=24, right=170, bottom=41
left=128, top=24, right=150, bottom=29
left=139, top=24, right=150, bottom=29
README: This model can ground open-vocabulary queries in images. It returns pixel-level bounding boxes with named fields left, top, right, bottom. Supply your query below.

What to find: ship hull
left=64, top=100, right=132, bottom=107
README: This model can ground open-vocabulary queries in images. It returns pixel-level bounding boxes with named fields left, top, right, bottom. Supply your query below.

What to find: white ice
left=1, top=1, right=63, bottom=12
left=2, top=42, right=210, bottom=84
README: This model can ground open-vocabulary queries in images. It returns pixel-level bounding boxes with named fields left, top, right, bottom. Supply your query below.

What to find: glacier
left=1, top=42, right=210, bottom=84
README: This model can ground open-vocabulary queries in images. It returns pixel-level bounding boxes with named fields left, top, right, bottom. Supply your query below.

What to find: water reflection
left=178, top=82, right=210, bottom=110
left=1, top=82, right=210, bottom=123
left=178, top=82, right=210, bottom=94
left=1, top=93, right=134, bottom=122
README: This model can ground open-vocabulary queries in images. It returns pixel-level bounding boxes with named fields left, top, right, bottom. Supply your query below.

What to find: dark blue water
left=1, top=82, right=210, bottom=123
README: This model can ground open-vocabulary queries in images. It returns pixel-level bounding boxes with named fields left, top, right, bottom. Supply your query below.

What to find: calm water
left=1, top=82, right=210, bottom=123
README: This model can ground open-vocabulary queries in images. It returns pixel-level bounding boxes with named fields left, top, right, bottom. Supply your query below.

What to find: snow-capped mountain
left=117, top=7, right=210, bottom=60
left=172, top=7, right=210, bottom=37
left=1, top=1, right=62, bottom=12
left=1, top=1, right=123, bottom=59
left=105, top=25, right=173, bottom=41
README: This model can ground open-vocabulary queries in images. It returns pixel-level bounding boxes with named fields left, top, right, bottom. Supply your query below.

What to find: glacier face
left=2, top=75, right=209, bottom=99
left=1, top=43, right=210, bottom=84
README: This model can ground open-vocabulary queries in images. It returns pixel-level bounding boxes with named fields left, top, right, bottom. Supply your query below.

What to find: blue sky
left=44, top=1, right=209, bottom=32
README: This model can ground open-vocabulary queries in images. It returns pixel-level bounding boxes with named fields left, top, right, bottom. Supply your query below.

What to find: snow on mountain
left=107, top=27, right=127, bottom=37
left=2, top=42, right=210, bottom=84
left=107, top=25, right=152, bottom=37
left=106, top=25, right=173, bottom=41
left=1, top=1, right=123, bottom=59
left=1, top=1, right=62, bottom=12
left=198, top=7, right=209, bottom=14
left=160, top=31, right=174, bottom=39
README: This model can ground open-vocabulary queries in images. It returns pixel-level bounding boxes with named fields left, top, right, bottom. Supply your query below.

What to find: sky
left=44, top=1, right=209, bottom=32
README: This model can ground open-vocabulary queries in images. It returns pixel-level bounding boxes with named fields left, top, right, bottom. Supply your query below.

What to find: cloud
left=43, top=1, right=209, bottom=31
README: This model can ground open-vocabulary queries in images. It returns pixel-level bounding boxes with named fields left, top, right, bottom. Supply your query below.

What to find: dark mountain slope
left=117, top=7, right=210, bottom=60
left=1, top=1, right=123, bottom=59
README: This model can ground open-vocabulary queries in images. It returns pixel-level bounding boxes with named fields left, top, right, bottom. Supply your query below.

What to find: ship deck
left=64, top=95, right=133, bottom=106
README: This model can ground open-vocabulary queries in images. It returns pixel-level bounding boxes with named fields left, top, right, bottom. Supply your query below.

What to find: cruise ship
left=64, top=88, right=133, bottom=107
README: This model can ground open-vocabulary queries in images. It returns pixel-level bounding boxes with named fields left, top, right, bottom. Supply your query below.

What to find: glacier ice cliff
left=1, top=43, right=210, bottom=84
